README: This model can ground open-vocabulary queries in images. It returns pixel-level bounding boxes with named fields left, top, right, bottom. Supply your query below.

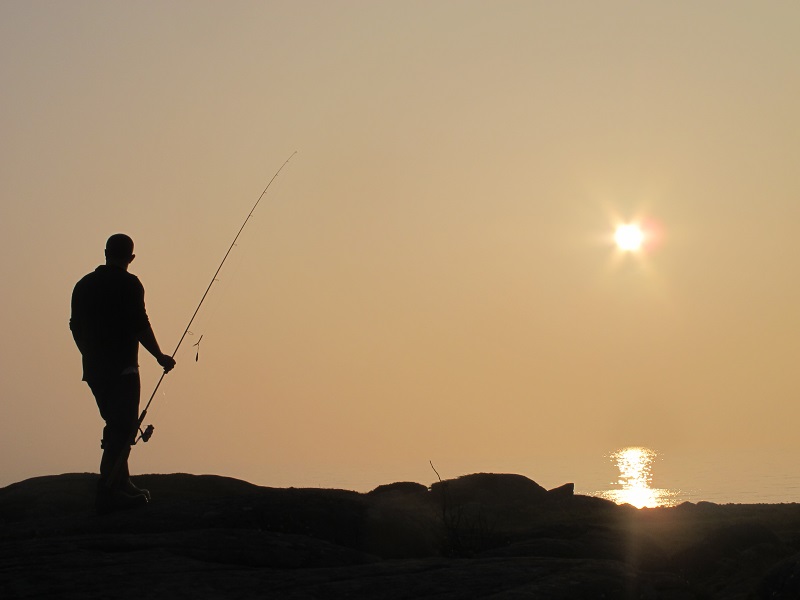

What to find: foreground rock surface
left=3, top=473, right=800, bottom=598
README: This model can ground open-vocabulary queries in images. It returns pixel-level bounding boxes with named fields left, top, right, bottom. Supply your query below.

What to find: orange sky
left=2, top=2, right=799, bottom=498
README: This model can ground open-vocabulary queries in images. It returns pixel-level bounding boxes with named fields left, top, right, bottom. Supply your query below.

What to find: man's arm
left=70, top=281, right=88, bottom=355
left=131, top=277, right=175, bottom=373
left=138, top=325, right=176, bottom=373
left=70, top=324, right=88, bottom=356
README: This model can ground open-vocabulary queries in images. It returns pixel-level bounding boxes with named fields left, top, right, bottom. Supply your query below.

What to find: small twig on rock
left=430, top=461, right=443, bottom=483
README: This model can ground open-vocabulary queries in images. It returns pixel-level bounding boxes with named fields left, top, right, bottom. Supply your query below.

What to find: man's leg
left=88, top=375, right=147, bottom=512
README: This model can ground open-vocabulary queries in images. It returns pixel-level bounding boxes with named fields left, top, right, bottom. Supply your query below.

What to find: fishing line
left=126, top=151, right=297, bottom=448
left=185, top=235, right=249, bottom=363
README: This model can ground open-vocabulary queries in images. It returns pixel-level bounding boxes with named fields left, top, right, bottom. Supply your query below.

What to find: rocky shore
left=3, top=472, right=800, bottom=598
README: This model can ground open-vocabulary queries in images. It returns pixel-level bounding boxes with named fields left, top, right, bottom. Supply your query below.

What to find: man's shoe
left=124, top=478, right=151, bottom=502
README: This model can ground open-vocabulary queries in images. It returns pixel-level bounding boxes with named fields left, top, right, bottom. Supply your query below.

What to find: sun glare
left=598, top=446, right=681, bottom=508
left=614, top=224, right=644, bottom=252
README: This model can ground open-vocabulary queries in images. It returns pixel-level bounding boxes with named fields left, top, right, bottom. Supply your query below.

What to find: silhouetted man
left=70, top=233, right=176, bottom=514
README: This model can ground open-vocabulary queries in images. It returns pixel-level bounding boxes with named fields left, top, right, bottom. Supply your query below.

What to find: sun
left=614, top=224, right=645, bottom=252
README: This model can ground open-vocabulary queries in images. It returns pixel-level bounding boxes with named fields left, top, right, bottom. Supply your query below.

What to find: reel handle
left=135, top=424, right=155, bottom=444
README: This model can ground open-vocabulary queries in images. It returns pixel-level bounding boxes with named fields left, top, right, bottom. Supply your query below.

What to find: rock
left=547, top=482, right=574, bottom=499
left=3, top=473, right=800, bottom=599
left=429, top=472, right=549, bottom=508
left=758, top=552, right=800, bottom=599
left=368, top=481, right=428, bottom=497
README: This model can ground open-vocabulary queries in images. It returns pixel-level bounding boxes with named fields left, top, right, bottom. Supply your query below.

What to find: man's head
left=105, top=233, right=135, bottom=267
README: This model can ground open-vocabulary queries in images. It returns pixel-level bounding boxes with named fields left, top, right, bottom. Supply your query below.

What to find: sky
left=2, top=1, right=799, bottom=500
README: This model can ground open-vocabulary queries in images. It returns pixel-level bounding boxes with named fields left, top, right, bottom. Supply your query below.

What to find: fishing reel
left=134, top=424, right=155, bottom=445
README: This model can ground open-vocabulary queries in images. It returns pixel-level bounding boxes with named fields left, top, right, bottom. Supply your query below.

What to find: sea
left=253, top=446, right=800, bottom=507
left=579, top=446, right=800, bottom=507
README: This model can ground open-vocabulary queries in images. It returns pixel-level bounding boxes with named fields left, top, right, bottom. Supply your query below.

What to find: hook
left=193, top=335, right=204, bottom=362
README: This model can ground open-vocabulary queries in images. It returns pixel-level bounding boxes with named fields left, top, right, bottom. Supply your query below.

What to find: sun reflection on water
left=599, top=447, right=681, bottom=508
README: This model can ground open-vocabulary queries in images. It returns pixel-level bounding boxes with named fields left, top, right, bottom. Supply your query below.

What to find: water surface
left=586, top=446, right=800, bottom=506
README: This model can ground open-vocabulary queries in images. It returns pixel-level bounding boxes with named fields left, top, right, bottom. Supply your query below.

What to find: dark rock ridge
left=3, top=472, right=800, bottom=598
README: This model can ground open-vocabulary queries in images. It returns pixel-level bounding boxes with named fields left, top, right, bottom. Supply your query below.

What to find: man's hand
left=158, top=353, right=176, bottom=373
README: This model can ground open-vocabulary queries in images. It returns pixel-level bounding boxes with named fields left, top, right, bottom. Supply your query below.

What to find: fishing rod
left=127, top=151, right=297, bottom=450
